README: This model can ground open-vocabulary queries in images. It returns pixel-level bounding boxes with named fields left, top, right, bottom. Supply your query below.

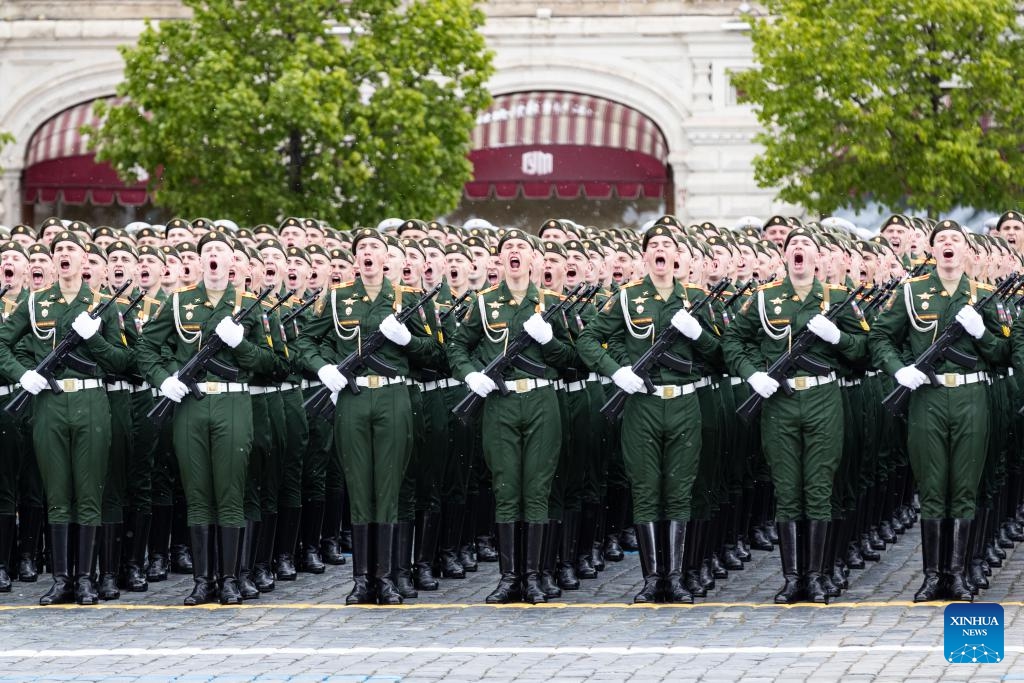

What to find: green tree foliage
left=0, top=131, right=13, bottom=173
left=733, top=1, right=1024, bottom=215
left=91, top=0, right=493, bottom=225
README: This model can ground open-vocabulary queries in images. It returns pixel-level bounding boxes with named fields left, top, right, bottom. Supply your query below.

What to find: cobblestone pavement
left=1, top=523, right=1022, bottom=682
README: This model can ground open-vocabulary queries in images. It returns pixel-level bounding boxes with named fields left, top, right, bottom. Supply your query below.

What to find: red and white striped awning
left=23, top=98, right=150, bottom=206
left=466, top=91, right=669, bottom=200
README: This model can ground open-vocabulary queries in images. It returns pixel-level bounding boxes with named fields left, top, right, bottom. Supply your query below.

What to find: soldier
left=871, top=220, right=1008, bottom=602
left=722, top=226, right=868, bottom=604
left=295, top=228, right=441, bottom=605
left=136, top=230, right=279, bottom=605
left=0, top=230, right=131, bottom=605
left=447, top=229, right=577, bottom=604
left=576, top=225, right=721, bottom=603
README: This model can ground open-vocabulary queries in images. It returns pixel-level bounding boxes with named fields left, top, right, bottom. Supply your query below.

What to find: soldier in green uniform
left=0, top=230, right=131, bottom=605
left=576, top=225, right=721, bottom=604
left=0, top=241, right=31, bottom=592
left=294, top=228, right=441, bottom=605
left=447, top=229, right=577, bottom=604
left=136, top=231, right=280, bottom=606
left=871, top=220, right=1009, bottom=602
left=722, top=226, right=868, bottom=604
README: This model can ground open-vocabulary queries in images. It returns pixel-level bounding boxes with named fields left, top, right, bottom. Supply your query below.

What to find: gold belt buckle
left=368, top=376, right=380, bottom=389
left=62, top=378, right=78, bottom=393
left=663, top=386, right=675, bottom=399
left=944, top=373, right=958, bottom=388
left=794, top=377, right=808, bottom=390
left=206, top=381, right=222, bottom=394
left=515, top=378, right=529, bottom=393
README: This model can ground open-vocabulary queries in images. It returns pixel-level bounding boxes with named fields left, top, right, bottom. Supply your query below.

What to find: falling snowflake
left=947, top=644, right=1002, bottom=663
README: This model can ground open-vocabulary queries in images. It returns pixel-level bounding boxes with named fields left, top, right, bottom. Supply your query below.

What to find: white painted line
left=3, top=644, right=1022, bottom=659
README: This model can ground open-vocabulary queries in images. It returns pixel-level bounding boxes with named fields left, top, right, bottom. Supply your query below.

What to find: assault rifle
left=147, top=285, right=277, bottom=425
left=303, top=282, right=443, bottom=419
left=876, top=274, right=1019, bottom=418
left=452, top=282, right=584, bottom=424
left=5, top=279, right=133, bottom=416
left=282, top=289, right=321, bottom=327
left=735, top=284, right=866, bottom=425
left=722, top=278, right=755, bottom=310
left=599, top=279, right=729, bottom=421
left=440, top=289, right=474, bottom=324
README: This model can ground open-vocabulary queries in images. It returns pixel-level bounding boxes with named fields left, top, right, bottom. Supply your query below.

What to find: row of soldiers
left=0, top=210, right=1022, bottom=605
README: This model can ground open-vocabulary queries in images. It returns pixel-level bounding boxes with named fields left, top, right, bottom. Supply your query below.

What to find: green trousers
left=907, top=383, right=988, bottom=519
left=245, top=395, right=270, bottom=521
left=760, top=382, right=843, bottom=521
left=32, top=388, right=111, bottom=525
left=620, top=391, right=701, bottom=523
left=439, top=385, right=472, bottom=504
left=279, top=388, right=307, bottom=509
left=581, top=382, right=609, bottom=505
left=0, top=410, right=23, bottom=515
left=101, top=390, right=133, bottom=523
left=127, top=389, right=156, bottom=514
left=415, top=388, right=447, bottom=513
left=172, top=393, right=253, bottom=527
left=336, top=384, right=412, bottom=524
left=481, top=386, right=560, bottom=524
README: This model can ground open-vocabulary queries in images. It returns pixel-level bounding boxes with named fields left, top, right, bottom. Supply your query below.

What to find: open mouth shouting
left=450, top=267, right=459, bottom=281
left=113, top=267, right=124, bottom=281
left=244, top=276, right=252, bottom=290
left=424, top=265, right=434, bottom=279
left=793, top=252, right=805, bottom=267
left=287, top=272, right=298, bottom=286
left=942, top=248, right=955, bottom=260
left=566, top=266, right=577, bottom=279
left=331, top=273, right=342, bottom=285
left=402, top=266, right=411, bottom=279
left=227, top=268, right=236, bottom=281
left=58, top=257, right=71, bottom=274
left=82, top=270, right=92, bottom=283
left=30, top=267, right=44, bottom=288
left=543, top=269, right=553, bottom=286
left=612, top=269, right=623, bottom=283
left=265, top=266, right=276, bottom=280
left=487, top=269, right=498, bottom=285
left=208, top=259, right=219, bottom=274
left=2, top=266, right=13, bottom=283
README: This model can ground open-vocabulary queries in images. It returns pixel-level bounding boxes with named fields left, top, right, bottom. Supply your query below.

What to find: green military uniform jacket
left=135, top=282, right=280, bottom=388
left=0, top=282, right=131, bottom=385
left=869, top=271, right=1009, bottom=376
left=447, top=280, right=576, bottom=382
left=722, top=277, right=867, bottom=381
left=294, top=277, right=441, bottom=378
left=575, top=276, right=720, bottom=384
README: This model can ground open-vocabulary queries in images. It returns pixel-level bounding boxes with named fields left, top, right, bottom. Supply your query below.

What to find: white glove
left=18, top=370, right=48, bottom=396
left=317, top=365, right=348, bottom=393
left=956, top=306, right=985, bottom=340
left=807, top=314, right=841, bottom=345
left=159, top=375, right=189, bottom=403
left=330, top=391, right=339, bottom=406
left=465, top=371, right=497, bottom=397
left=523, top=313, right=554, bottom=344
left=671, top=309, right=702, bottom=340
left=72, top=312, right=101, bottom=340
left=747, top=371, right=780, bottom=399
left=611, top=366, right=646, bottom=394
left=894, top=365, right=928, bottom=391
left=215, top=317, right=245, bottom=348
left=379, top=314, right=412, bottom=347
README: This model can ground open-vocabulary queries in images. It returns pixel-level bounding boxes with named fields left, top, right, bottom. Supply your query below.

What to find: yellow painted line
left=0, top=600, right=1020, bottom=612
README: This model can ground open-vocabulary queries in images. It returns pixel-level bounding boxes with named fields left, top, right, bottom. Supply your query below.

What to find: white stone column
left=0, top=169, right=21, bottom=227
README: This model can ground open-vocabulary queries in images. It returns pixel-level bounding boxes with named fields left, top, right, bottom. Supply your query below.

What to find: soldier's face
left=248, top=259, right=264, bottom=292
left=499, top=238, right=533, bottom=280
left=764, top=225, right=790, bottom=248
left=230, top=251, right=250, bottom=289
left=400, top=229, right=427, bottom=241
left=402, top=249, right=424, bottom=287
left=200, top=241, right=232, bottom=283
left=428, top=229, right=447, bottom=244
left=137, top=254, right=161, bottom=289
left=882, top=225, right=908, bottom=254
left=385, top=246, right=406, bottom=284
left=53, top=241, right=85, bottom=280
left=565, top=252, right=589, bottom=287
left=161, top=256, right=182, bottom=287
left=609, top=252, right=632, bottom=285
left=933, top=230, right=967, bottom=270
left=330, top=258, right=354, bottom=286
left=468, top=247, right=489, bottom=284
left=999, top=220, right=1024, bottom=253
left=167, top=228, right=193, bottom=247
left=12, top=233, right=34, bottom=249
left=487, top=254, right=502, bottom=286
left=308, top=254, right=330, bottom=289
left=709, top=245, right=731, bottom=279
left=138, top=235, right=162, bottom=248
left=305, top=228, right=326, bottom=247
left=644, top=235, right=679, bottom=279
left=445, top=253, right=472, bottom=289
left=280, top=226, right=307, bottom=249
left=106, top=252, right=137, bottom=290
left=736, top=246, right=755, bottom=281
left=423, top=247, right=445, bottom=285
left=260, top=249, right=287, bottom=288
left=94, top=235, right=115, bottom=251
left=539, top=227, right=567, bottom=243
left=28, top=253, right=54, bottom=289
left=355, top=238, right=387, bottom=281
left=0, top=251, right=28, bottom=289
left=285, top=256, right=310, bottom=292
left=81, top=254, right=106, bottom=289
left=42, top=225, right=63, bottom=245
left=542, top=253, right=567, bottom=290
left=785, top=236, right=818, bottom=279
left=180, top=252, right=201, bottom=285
